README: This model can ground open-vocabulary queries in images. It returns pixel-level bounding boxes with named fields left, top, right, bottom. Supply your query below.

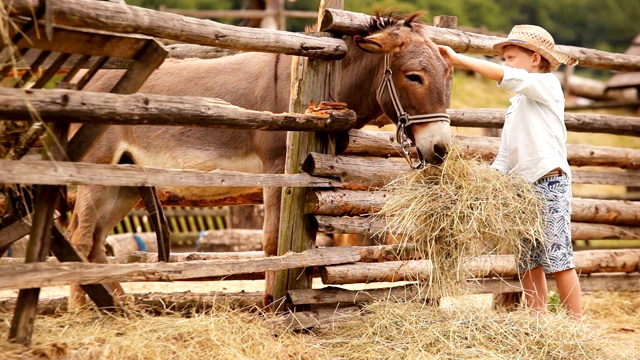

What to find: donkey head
left=354, top=13, right=452, bottom=166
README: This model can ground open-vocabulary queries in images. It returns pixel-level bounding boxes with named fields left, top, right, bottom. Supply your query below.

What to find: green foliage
left=126, top=0, right=639, bottom=54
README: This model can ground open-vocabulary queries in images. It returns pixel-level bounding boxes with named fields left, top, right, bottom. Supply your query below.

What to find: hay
left=310, top=299, right=637, bottom=360
left=1, top=293, right=637, bottom=360
left=374, top=145, right=546, bottom=298
left=0, top=304, right=316, bottom=360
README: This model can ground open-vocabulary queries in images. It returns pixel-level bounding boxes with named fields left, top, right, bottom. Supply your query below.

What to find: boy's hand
left=438, top=45, right=460, bottom=66
left=438, top=45, right=505, bottom=82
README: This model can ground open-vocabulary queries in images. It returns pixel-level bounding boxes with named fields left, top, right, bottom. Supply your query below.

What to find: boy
left=439, top=25, right=582, bottom=319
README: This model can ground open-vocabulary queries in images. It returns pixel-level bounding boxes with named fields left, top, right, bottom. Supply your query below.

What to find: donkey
left=66, top=13, right=453, bottom=308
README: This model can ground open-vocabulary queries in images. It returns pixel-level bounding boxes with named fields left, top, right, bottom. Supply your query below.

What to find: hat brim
left=493, top=39, right=578, bottom=71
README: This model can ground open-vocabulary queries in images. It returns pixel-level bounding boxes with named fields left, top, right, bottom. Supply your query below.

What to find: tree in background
left=126, top=0, right=639, bottom=54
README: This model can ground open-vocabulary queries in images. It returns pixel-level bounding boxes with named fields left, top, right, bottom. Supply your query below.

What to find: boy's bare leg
left=522, top=265, right=548, bottom=312
left=552, top=268, right=583, bottom=320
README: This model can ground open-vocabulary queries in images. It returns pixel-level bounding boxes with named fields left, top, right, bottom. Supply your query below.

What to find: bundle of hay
left=374, top=145, right=546, bottom=298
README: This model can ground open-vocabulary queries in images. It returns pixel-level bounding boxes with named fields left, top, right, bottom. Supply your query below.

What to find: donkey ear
left=354, top=33, right=405, bottom=54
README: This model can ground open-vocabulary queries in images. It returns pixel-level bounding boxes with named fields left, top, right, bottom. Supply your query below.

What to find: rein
left=377, top=54, right=450, bottom=168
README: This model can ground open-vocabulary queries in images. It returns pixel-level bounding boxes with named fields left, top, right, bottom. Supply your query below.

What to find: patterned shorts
left=518, top=174, right=575, bottom=274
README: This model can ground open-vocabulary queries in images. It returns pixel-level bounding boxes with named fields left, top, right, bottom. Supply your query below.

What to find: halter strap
left=377, top=54, right=450, bottom=168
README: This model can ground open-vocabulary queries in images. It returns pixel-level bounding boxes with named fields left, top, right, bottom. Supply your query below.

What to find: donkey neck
left=338, top=38, right=385, bottom=127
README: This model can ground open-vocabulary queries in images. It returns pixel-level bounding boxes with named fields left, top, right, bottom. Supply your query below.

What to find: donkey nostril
left=434, top=143, right=447, bottom=161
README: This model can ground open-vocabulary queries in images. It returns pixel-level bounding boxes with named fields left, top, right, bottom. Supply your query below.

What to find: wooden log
left=288, top=284, right=423, bottom=305
left=131, top=291, right=265, bottom=314
left=164, top=44, right=241, bottom=60
left=320, top=9, right=640, bottom=72
left=119, top=251, right=266, bottom=263
left=0, top=159, right=342, bottom=188
left=0, top=88, right=357, bottom=131
left=288, top=281, right=518, bottom=306
left=571, top=198, right=640, bottom=226
left=463, top=109, right=640, bottom=137
left=0, top=244, right=425, bottom=266
left=303, top=153, right=640, bottom=188
left=0, top=274, right=634, bottom=317
left=315, top=215, right=640, bottom=241
left=0, top=247, right=360, bottom=291
left=307, top=190, right=640, bottom=227
left=0, top=291, right=265, bottom=315
left=158, top=8, right=318, bottom=21
left=289, top=273, right=640, bottom=306
left=321, top=249, right=640, bottom=285
left=2, top=235, right=30, bottom=258
left=0, top=251, right=266, bottom=265
left=7, top=0, right=347, bottom=60
left=196, top=229, right=263, bottom=252
left=305, top=189, right=387, bottom=216
left=12, top=44, right=243, bottom=71
left=572, top=222, right=640, bottom=241
left=44, top=188, right=263, bottom=214
left=105, top=233, right=159, bottom=257
left=454, top=135, right=640, bottom=169
left=267, top=305, right=361, bottom=335
left=556, top=72, right=638, bottom=102
left=344, top=130, right=640, bottom=168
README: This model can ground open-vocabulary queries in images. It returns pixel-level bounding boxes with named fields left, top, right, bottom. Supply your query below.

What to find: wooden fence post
left=269, top=0, right=344, bottom=312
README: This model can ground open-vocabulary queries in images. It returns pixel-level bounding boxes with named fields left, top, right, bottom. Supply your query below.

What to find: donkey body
left=67, top=15, right=453, bottom=307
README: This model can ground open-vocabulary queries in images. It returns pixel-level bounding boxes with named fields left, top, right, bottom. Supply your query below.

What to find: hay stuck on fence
left=375, top=145, right=547, bottom=298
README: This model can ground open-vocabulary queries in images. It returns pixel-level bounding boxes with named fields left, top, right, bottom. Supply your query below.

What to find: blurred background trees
left=126, top=0, right=639, bottom=54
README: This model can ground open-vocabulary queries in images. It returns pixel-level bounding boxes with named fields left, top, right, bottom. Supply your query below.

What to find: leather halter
left=377, top=54, right=450, bottom=168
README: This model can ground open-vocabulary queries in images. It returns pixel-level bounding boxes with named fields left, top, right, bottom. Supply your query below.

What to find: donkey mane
left=368, top=10, right=425, bottom=33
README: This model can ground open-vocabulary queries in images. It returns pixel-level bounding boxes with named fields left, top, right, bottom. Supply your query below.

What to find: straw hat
left=493, top=24, right=578, bottom=70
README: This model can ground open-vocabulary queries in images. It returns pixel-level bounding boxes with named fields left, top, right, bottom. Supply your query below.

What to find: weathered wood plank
left=0, top=88, right=357, bottom=131
left=0, top=247, right=360, bottom=291
left=7, top=0, right=346, bottom=60
left=320, top=9, right=640, bottom=72
left=0, top=159, right=343, bottom=188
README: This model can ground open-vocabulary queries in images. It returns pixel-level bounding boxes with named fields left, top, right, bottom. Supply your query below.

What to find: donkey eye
left=406, top=74, right=423, bottom=85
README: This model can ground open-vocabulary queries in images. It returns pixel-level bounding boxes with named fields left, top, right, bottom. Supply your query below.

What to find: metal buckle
left=396, top=121, right=423, bottom=169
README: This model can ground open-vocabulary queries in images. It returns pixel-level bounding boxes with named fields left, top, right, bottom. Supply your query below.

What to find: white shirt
left=490, top=66, right=571, bottom=183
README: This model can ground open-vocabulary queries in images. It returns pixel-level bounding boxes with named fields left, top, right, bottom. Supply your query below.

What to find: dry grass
left=374, top=145, right=546, bottom=298
left=0, top=291, right=638, bottom=359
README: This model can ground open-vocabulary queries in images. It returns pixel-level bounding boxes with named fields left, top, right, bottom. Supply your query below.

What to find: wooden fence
left=1, top=0, right=639, bottom=335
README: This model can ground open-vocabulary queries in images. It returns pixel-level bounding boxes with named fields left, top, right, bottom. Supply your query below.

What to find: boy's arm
left=491, top=137, right=509, bottom=175
left=439, top=46, right=504, bottom=82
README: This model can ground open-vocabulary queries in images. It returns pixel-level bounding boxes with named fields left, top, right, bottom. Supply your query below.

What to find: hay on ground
left=1, top=293, right=638, bottom=360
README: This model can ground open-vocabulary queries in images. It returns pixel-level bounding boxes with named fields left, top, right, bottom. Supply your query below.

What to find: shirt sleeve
left=498, top=66, right=560, bottom=104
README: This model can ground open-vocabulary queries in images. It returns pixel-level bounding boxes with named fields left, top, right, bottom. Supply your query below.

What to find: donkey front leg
left=66, top=185, right=140, bottom=309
